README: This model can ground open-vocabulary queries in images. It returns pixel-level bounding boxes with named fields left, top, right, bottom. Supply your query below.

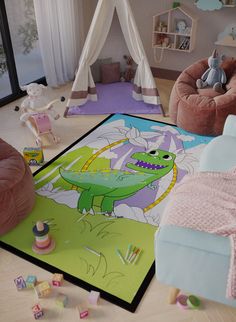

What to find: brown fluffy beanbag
left=0, top=139, right=35, bottom=235
left=169, top=58, right=236, bottom=136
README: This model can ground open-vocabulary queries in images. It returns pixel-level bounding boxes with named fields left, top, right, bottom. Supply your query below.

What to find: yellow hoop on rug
left=81, top=138, right=127, bottom=171
left=73, top=138, right=177, bottom=213
left=143, top=164, right=177, bottom=213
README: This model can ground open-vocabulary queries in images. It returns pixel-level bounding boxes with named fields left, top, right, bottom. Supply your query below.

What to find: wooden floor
left=1, top=79, right=236, bottom=322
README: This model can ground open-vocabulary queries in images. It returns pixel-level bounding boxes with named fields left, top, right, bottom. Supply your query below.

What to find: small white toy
left=88, top=290, right=100, bottom=305
left=18, top=83, right=65, bottom=147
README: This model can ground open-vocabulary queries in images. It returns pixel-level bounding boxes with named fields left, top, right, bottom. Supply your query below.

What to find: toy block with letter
left=14, top=275, right=26, bottom=290
left=32, top=304, right=44, bottom=320
left=52, top=273, right=64, bottom=286
left=76, top=303, right=89, bottom=319
left=26, top=275, right=37, bottom=288
left=34, top=281, right=51, bottom=298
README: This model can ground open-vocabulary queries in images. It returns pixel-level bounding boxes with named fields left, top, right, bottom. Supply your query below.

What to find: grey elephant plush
left=196, top=49, right=227, bottom=93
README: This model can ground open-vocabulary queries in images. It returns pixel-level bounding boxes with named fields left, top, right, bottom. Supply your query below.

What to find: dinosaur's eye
left=149, top=150, right=159, bottom=156
left=162, top=154, right=172, bottom=160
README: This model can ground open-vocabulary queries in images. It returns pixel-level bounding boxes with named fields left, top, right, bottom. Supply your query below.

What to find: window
left=0, top=32, right=12, bottom=99
left=0, top=0, right=45, bottom=107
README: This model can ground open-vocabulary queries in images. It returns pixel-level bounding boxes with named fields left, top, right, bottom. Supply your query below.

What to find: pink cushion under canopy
left=100, top=62, right=121, bottom=84
left=0, top=139, right=35, bottom=235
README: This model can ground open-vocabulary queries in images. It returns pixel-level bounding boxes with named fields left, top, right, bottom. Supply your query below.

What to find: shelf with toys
left=194, top=0, right=236, bottom=9
left=152, top=6, right=197, bottom=53
left=219, top=0, right=236, bottom=7
left=215, top=26, right=236, bottom=47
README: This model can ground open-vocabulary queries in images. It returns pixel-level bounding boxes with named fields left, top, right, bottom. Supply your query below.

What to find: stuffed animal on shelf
left=19, top=83, right=64, bottom=147
left=196, top=49, right=227, bottom=93
left=123, top=55, right=135, bottom=82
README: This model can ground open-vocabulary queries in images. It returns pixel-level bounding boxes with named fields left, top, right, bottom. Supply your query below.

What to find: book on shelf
left=178, top=37, right=190, bottom=50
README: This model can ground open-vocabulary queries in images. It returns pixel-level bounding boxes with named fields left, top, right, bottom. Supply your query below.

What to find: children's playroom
left=0, top=0, right=236, bottom=321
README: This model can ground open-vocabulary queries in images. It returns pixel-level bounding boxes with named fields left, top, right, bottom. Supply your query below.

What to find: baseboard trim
left=151, top=67, right=181, bottom=81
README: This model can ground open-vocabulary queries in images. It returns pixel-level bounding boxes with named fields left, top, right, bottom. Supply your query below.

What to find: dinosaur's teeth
left=135, top=160, right=166, bottom=170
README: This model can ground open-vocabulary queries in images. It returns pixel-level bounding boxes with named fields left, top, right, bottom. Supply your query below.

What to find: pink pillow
left=0, top=139, right=35, bottom=235
left=100, top=62, right=121, bottom=84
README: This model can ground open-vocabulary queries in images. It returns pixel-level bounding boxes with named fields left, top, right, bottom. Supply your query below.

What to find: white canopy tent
left=67, top=0, right=164, bottom=115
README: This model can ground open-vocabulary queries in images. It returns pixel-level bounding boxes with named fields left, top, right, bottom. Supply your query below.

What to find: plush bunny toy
left=196, top=49, right=227, bottom=93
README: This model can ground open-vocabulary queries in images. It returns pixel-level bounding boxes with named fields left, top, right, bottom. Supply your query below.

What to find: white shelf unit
left=194, top=0, right=236, bottom=8
left=215, top=24, right=236, bottom=47
left=221, top=0, right=236, bottom=7
left=152, top=6, right=197, bottom=53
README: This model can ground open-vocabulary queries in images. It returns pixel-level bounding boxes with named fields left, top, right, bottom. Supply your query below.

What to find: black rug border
left=0, top=113, right=176, bottom=313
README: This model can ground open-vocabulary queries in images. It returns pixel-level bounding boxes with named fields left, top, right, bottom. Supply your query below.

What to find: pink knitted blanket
left=161, top=170, right=236, bottom=299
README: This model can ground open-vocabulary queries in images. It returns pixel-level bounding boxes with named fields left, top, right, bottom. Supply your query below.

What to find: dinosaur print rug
left=0, top=114, right=212, bottom=312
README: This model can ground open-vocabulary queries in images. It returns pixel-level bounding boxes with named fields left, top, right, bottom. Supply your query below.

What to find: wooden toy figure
left=32, top=221, right=55, bottom=254
left=123, top=55, right=135, bottom=82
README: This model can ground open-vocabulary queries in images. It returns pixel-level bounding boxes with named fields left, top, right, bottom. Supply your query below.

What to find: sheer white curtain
left=116, top=0, right=160, bottom=105
left=69, top=0, right=115, bottom=106
left=33, top=0, right=83, bottom=87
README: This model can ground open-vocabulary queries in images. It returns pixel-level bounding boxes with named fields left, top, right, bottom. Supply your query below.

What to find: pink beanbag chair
left=0, top=139, right=35, bottom=235
left=169, top=58, right=236, bottom=136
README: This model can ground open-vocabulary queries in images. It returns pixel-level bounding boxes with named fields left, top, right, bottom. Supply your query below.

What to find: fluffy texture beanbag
left=0, top=139, right=35, bottom=235
left=169, top=58, right=236, bottom=136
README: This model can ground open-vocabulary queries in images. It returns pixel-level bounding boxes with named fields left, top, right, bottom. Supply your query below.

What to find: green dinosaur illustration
left=60, top=149, right=176, bottom=214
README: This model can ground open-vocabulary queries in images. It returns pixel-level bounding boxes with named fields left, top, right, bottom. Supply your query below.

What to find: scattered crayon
left=125, top=244, right=132, bottom=261
left=132, top=249, right=142, bottom=265
left=116, top=248, right=126, bottom=265
left=84, top=246, right=101, bottom=257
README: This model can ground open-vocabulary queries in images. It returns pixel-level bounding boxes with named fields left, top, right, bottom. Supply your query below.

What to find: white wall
left=82, top=0, right=96, bottom=38
left=84, top=0, right=236, bottom=72
left=98, top=11, right=129, bottom=71
left=82, top=1, right=129, bottom=71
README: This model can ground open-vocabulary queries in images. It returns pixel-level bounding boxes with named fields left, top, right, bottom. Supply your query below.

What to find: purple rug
left=65, top=82, right=162, bottom=116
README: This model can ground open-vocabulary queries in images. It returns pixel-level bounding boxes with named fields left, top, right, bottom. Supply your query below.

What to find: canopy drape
left=33, top=0, right=83, bottom=87
left=67, top=0, right=162, bottom=113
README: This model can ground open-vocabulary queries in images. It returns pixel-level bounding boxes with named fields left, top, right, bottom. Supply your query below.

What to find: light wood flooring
left=1, top=79, right=236, bottom=322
